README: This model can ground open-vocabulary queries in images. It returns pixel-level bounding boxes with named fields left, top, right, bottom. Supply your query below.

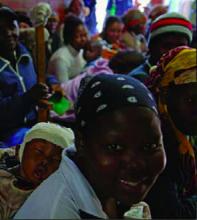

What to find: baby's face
left=20, top=139, right=62, bottom=187
left=0, top=18, right=19, bottom=52
left=83, top=41, right=102, bottom=62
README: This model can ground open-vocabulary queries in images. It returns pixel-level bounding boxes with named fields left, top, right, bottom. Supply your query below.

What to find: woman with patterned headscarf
left=15, top=73, right=166, bottom=219
left=144, top=46, right=197, bottom=219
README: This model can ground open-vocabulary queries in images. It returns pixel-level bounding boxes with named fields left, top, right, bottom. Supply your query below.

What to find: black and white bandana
left=75, top=73, right=158, bottom=130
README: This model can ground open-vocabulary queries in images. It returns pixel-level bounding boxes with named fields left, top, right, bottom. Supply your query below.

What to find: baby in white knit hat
left=0, top=122, right=74, bottom=219
left=18, top=122, right=74, bottom=186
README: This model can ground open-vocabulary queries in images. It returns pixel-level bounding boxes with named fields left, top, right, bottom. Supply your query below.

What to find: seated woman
left=144, top=46, right=197, bottom=218
left=47, top=14, right=89, bottom=82
left=92, top=16, right=124, bottom=59
left=15, top=73, right=166, bottom=219
left=50, top=40, right=112, bottom=125
left=0, top=122, right=74, bottom=219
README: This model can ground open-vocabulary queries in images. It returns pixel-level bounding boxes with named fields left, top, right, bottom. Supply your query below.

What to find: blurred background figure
left=122, top=8, right=148, bottom=54
left=46, top=12, right=61, bottom=59
left=129, top=12, right=193, bottom=82
left=0, top=6, right=62, bottom=148
left=15, top=11, right=32, bottom=29
left=109, top=49, right=145, bottom=74
left=145, top=4, right=168, bottom=38
left=145, top=46, right=197, bottom=219
left=19, top=2, right=52, bottom=64
left=47, top=14, right=88, bottom=82
left=83, top=0, right=97, bottom=35
left=106, top=0, right=133, bottom=17
left=92, top=16, right=124, bottom=60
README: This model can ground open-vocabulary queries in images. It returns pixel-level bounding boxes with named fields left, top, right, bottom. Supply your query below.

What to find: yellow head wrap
left=146, top=47, right=197, bottom=196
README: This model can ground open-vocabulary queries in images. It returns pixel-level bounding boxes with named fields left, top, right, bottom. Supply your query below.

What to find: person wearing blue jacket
left=0, top=7, right=59, bottom=147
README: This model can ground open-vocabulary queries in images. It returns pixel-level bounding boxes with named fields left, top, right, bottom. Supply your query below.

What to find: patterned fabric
left=145, top=46, right=197, bottom=196
left=0, top=169, right=32, bottom=219
left=145, top=46, right=197, bottom=89
left=75, top=73, right=157, bottom=131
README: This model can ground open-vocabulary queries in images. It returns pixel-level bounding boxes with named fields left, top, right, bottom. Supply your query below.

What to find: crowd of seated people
left=0, top=1, right=196, bottom=219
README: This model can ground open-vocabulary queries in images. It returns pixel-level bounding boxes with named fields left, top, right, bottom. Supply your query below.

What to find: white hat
left=30, top=2, right=52, bottom=26
left=19, top=122, right=74, bottom=162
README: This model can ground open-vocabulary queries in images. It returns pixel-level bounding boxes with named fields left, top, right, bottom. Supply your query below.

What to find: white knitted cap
left=19, top=122, right=74, bottom=162
left=30, top=2, right=52, bottom=26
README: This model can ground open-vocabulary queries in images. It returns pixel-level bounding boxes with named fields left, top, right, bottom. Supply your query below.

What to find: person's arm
left=0, top=83, right=49, bottom=130
left=0, top=91, right=34, bottom=129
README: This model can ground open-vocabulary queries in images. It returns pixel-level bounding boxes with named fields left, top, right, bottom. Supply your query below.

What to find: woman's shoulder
left=50, top=46, right=69, bottom=59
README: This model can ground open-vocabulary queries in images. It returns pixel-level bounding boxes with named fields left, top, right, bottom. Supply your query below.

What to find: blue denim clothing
left=128, top=59, right=152, bottom=83
left=0, top=44, right=59, bottom=147
left=0, top=44, right=38, bottom=146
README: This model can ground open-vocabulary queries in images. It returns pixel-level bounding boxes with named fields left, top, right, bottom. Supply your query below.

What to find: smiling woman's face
left=77, top=106, right=166, bottom=206
left=0, top=18, right=19, bottom=53
left=105, top=21, right=123, bottom=44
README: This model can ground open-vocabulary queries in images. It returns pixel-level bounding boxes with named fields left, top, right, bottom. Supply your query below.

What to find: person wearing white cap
left=0, top=122, right=74, bottom=219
